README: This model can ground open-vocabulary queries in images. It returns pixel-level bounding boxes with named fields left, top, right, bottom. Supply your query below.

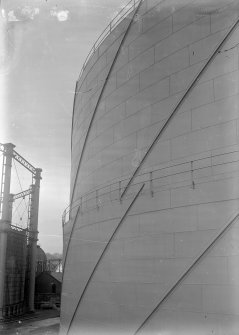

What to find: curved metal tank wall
left=61, top=0, right=239, bottom=334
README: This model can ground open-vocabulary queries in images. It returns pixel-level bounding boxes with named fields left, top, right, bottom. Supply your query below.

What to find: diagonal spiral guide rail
left=63, top=4, right=239, bottom=335
left=120, top=14, right=239, bottom=200
left=66, top=184, right=145, bottom=335
left=134, top=212, right=239, bottom=334
left=62, top=0, right=144, bottom=278
left=70, top=0, right=143, bottom=208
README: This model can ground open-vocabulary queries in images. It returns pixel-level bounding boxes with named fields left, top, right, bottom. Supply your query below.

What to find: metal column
left=28, top=168, right=42, bottom=312
left=8, top=194, right=14, bottom=224
left=0, top=143, right=15, bottom=320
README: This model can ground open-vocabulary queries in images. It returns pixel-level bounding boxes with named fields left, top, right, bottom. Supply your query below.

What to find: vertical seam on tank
left=66, top=184, right=145, bottom=335
left=70, top=0, right=144, bottom=209
left=134, top=212, right=239, bottom=334
left=120, top=15, right=239, bottom=201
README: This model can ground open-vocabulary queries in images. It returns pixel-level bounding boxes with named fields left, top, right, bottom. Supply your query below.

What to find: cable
left=19, top=201, right=29, bottom=223
left=13, top=159, right=28, bottom=212
left=12, top=198, right=24, bottom=222
left=12, top=194, right=30, bottom=228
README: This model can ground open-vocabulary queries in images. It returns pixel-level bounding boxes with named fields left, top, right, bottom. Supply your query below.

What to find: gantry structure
left=0, top=143, right=42, bottom=319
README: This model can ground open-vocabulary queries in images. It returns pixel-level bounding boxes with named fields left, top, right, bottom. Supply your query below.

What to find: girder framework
left=13, top=188, right=32, bottom=201
left=0, top=143, right=42, bottom=318
left=13, top=151, right=36, bottom=176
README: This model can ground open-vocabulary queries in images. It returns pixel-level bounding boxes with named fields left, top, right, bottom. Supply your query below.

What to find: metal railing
left=62, top=148, right=239, bottom=225
left=10, top=224, right=27, bottom=233
left=3, top=301, right=25, bottom=318
left=78, top=0, right=140, bottom=79
left=68, top=12, right=239, bottom=225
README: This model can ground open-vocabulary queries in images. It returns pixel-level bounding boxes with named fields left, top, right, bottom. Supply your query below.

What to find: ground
left=0, top=309, right=60, bottom=335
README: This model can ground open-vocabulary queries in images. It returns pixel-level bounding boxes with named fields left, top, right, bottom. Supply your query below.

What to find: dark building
left=35, top=272, right=62, bottom=309
left=35, top=246, right=62, bottom=309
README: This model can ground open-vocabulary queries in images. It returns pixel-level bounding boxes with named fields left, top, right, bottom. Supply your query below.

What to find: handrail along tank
left=61, top=0, right=239, bottom=334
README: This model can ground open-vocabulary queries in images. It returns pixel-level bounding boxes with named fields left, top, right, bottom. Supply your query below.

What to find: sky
left=0, top=0, right=130, bottom=253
